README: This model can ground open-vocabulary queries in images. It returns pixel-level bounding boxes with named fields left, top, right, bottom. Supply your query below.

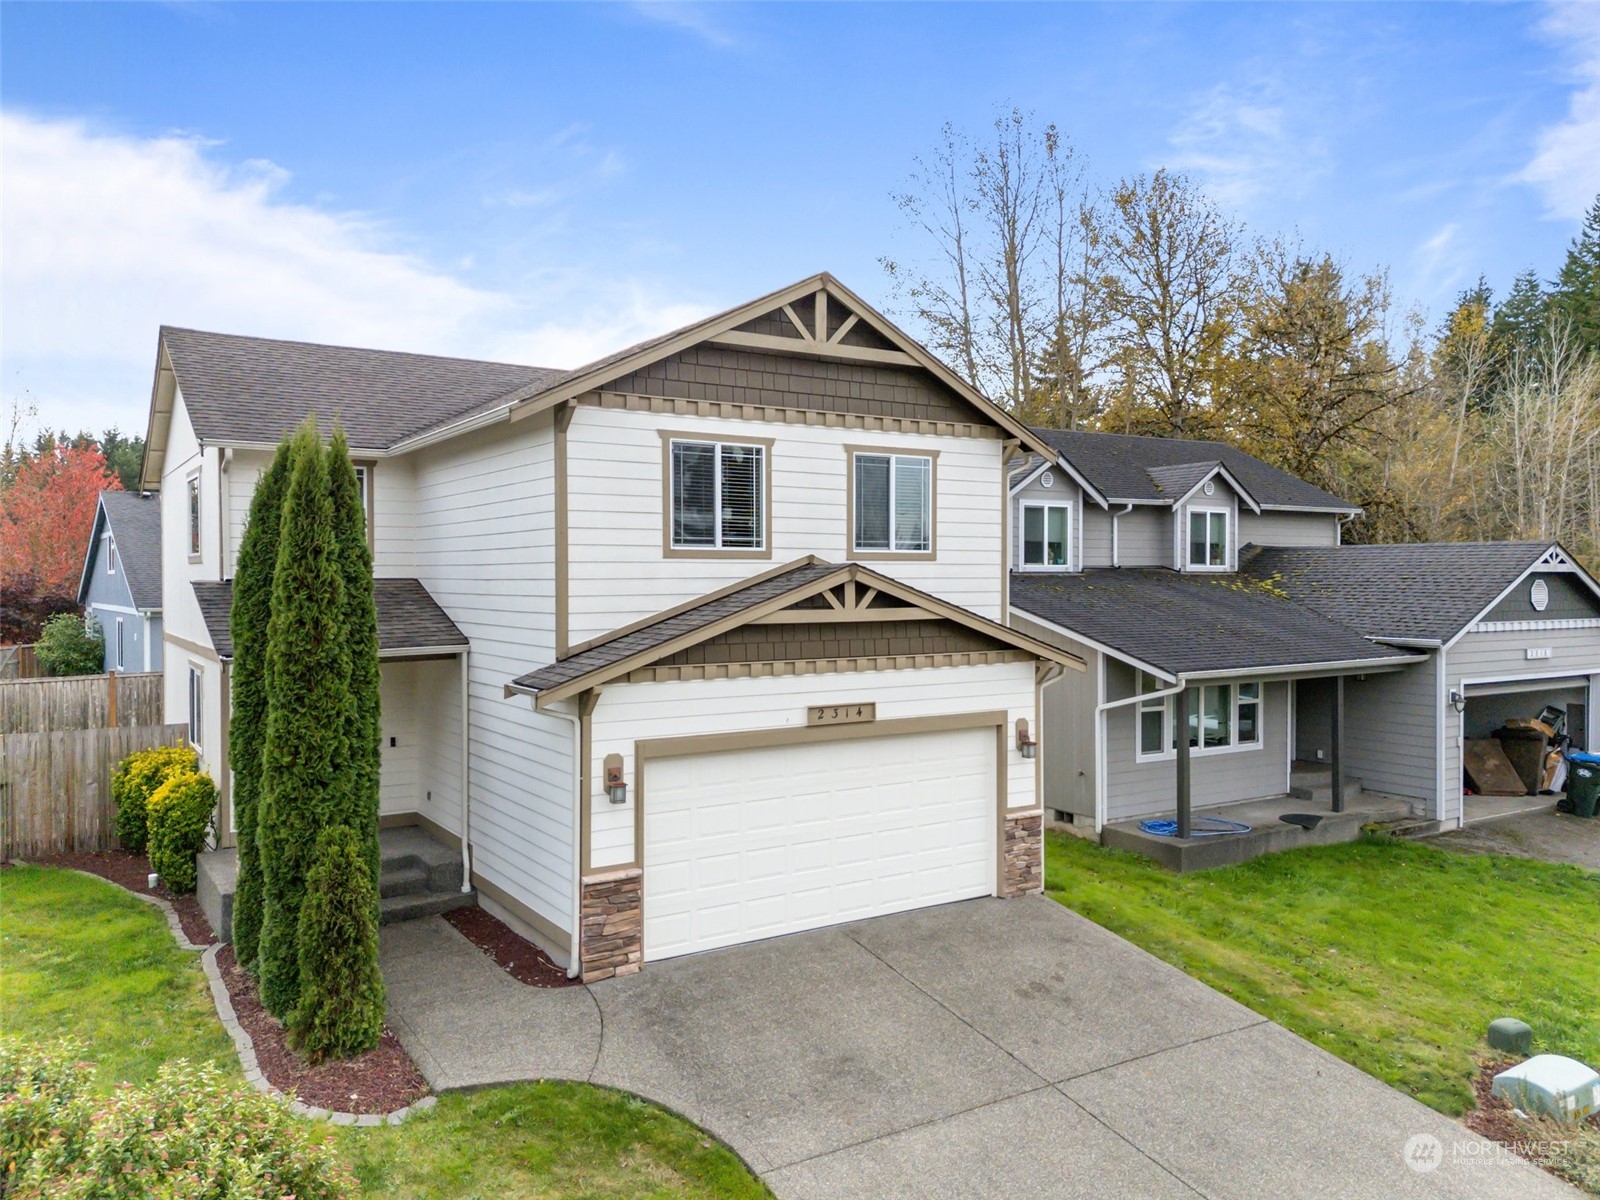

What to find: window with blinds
left=853, top=453, right=932, bottom=553
left=671, top=440, right=765, bottom=550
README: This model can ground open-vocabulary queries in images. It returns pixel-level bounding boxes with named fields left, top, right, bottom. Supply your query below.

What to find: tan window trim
left=659, top=429, right=775, bottom=561
left=845, top=444, right=939, bottom=563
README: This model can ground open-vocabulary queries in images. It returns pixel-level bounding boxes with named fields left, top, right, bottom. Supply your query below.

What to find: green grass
left=1045, top=831, right=1600, bottom=1115
left=0, top=863, right=236, bottom=1087
left=339, top=1083, right=771, bottom=1200
left=0, top=864, right=769, bottom=1200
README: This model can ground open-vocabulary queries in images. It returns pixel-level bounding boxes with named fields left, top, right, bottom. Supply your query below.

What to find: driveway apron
left=382, top=898, right=1577, bottom=1199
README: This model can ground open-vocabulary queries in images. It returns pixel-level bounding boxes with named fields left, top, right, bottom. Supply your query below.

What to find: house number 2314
left=808, top=703, right=876, bottom=726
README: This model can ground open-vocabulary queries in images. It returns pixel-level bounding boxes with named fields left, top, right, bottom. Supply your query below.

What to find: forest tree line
left=881, top=111, right=1600, bottom=565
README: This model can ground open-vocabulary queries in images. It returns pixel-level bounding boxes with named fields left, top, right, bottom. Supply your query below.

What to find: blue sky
left=3, top=2, right=1597, bottom=436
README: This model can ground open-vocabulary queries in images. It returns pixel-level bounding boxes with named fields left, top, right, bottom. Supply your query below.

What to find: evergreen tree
left=326, top=431, right=382, bottom=910
left=228, top=438, right=291, bottom=970
left=1490, top=269, right=1551, bottom=362
left=256, top=424, right=352, bottom=1018
left=287, top=824, right=385, bottom=1063
left=1551, top=194, right=1600, bottom=353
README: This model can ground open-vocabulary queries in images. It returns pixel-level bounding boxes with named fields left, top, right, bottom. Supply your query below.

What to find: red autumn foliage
left=0, top=444, right=121, bottom=607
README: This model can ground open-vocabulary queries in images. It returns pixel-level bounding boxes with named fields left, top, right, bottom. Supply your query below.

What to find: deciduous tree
left=0, top=441, right=120, bottom=603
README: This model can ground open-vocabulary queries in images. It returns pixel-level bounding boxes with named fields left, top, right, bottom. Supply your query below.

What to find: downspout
left=1336, top=512, right=1357, bottom=546
left=459, top=648, right=472, bottom=892
left=547, top=702, right=584, bottom=979
left=1110, top=504, right=1134, bottom=568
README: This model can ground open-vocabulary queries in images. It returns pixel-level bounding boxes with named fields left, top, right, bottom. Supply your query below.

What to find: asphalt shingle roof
left=162, top=327, right=565, bottom=450
left=1029, top=428, right=1357, bottom=511
left=1010, top=569, right=1417, bottom=676
left=512, top=561, right=841, bottom=694
left=1238, top=542, right=1555, bottom=643
left=1145, top=461, right=1225, bottom=501
left=191, top=577, right=468, bottom=659
left=98, top=491, right=163, bottom=610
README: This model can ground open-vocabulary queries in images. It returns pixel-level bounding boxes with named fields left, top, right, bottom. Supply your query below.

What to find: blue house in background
left=77, top=491, right=164, bottom=673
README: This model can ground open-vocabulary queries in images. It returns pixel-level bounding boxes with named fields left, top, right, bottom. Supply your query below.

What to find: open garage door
left=642, top=725, right=998, bottom=962
left=1464, top=679, right=1589, bottom=753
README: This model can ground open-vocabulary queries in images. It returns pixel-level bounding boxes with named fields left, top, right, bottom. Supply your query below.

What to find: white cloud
left=628, top=2, right=737, bottom=48
left=1167, top=78, right=1331, bottom=209
left=1521, top=2, right=1600, bottom=220
left=0, top=112, right=713, bottom=434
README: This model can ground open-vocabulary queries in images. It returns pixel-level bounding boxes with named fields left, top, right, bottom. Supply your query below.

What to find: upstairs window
left=853, top=452, right=933, bottom=555
left=669, top=439, right=766, bottom=552
left=105, top=533, right=116, bottom=574
left=352, top=464, right=374, bottom=546
left=1022, top=503, right=1071, bottom=569
left=1188, top=508, right=1228, bottom=569
left=187, top=474, right=201, bottom=558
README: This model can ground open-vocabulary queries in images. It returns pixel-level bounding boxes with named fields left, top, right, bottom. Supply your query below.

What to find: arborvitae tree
left=256, top=424, right=352, bottom=1018
left=228, top=438, right=291, bottom=969
left=287, top=824, right=385, bottom=1063
left=326, top=431, right=382, bottom=908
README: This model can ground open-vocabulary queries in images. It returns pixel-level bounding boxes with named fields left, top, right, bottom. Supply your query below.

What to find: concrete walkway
left=382, top=898, right=1577, bottom=1199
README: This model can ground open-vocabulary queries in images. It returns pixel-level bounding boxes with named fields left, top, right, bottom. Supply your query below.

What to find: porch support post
left=459, top=647, right=472, bottom=892
left=1331, top=675, right=1345, bottom=814
left=1174, top=685, right=1192, bottom=839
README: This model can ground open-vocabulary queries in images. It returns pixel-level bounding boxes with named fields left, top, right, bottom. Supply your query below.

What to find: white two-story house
left=1004, top=428, right=1600, bottom=847
left=140, top=274, right=1082, bottom=980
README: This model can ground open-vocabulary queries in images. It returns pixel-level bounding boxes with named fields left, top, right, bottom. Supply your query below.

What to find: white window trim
left=187, top=664, right=203, bottom=752
left=1019, top=502, right=1074, bottom=572
left=114, top=618, right=124, bottom=670
left=668, top=437, right=768, bottom=553
left=1136, top=677, right=1265, bottom=762
left=1185, top=506, right=1232, bottom=572
left=186, top=472, right=202, bottom=561
left=851, top=451, right=935, bottom=556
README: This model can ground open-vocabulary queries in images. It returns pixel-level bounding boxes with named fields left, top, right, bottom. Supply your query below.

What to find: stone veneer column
left=1000, top=812, right=1043, bottom=897
left=579, top=867, right=643, bottom=982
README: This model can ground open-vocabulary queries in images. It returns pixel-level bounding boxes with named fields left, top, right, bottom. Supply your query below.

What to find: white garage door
left=644, top=726, right=996, bottom=961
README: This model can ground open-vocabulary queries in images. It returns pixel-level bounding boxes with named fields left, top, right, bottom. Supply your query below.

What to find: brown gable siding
left=653, top=618, right=1009, bottom=668
left=735, top=308, right=807, bottom=339
left=602, top=344, right=976, bottom=424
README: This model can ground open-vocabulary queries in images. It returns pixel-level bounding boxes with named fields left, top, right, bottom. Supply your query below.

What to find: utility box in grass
left=1491, top=1055, right=1600, bottom=1122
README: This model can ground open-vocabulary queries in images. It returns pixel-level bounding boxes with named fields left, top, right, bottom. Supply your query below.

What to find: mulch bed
left=443, top=903, right=578, bottom=988
left=13, top=847, right=430, bottom=1114
left=215, top=944, right=429, bottom=1113
left=1464, top=1056, right=1598, bottom=1170
left=21, top=848, right=216, bottom=947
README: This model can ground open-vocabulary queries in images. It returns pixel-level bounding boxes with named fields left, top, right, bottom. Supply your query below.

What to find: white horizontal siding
left=411, top=417, right=573, bottom=940
left=565, top=405, right=1005, bottom=645
left=586, top=661, right=1039, bottom=870
left=160, top=394, right=212, bottom=666
left=1239, top=510, right=1340, bottom=548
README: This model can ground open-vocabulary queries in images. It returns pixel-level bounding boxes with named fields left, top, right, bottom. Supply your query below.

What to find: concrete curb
left=54, top=864, right=433, bottom=1125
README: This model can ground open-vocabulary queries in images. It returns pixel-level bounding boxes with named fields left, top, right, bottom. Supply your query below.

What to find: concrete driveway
left=1437, top=806, right=1600, bottom=872
left=381, top=897, right=1576, bottom=1199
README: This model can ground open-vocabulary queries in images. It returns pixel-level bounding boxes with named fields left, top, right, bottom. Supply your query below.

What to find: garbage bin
left=1568, top=751, right=1600, bottom=818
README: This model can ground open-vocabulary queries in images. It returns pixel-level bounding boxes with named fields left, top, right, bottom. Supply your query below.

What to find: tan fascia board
left=518, top=559, right=1084, bottom=708
left=524, top=563, right=861, bottom=707
left=494, top=271, right=1063, bottom=462
left=562, top=555, right=832, bottom=659
left=1007, top=454, right=1110, bottom=509
left=841, top=564, right=1085, bottom=674
left=140, top=340, right=177, bottom=491
left=1009, top=605, right=1173, bottom=683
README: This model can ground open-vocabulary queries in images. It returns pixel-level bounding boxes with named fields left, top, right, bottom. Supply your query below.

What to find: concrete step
left=379, top=887, right=476, bottom=925
left=379, top=864, right=429, bottom=899
left=1376, top=817, right=1444, bottom=840
left=379, top=827, right=463, bottom=893
left=1289, top=775, right=1364, bottom=804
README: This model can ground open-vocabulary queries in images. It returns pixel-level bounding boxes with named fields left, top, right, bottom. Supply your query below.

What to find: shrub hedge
left=111, top=746, right=197, bottom=854
left=146, top=771, right=217, bottom=895
left=34, top=613, right=103, bottom=677
left=0, top=1037, right=355, bottom=1199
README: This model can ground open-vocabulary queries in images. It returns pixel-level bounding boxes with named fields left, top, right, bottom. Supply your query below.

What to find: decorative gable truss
left=711, top=286, right=914, bottom=367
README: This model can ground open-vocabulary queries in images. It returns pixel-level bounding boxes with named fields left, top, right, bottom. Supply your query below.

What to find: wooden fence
left=0, top=671, right=164, bottom=734
left=1, top=724, right=189, bottom=859
left=0, top=670, right=182, bottom=859
left=0, top=644, right=40, bottom=681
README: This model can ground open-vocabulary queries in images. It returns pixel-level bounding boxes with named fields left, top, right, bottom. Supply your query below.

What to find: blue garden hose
left=1137, top=816, right=1253, bottom=838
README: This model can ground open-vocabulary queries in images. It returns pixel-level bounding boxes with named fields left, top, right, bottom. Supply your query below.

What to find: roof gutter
left=1177, top=654, right=1430, bottom=681
left=387, top=404, right=517, bottom=456
left=1367, top=636, right=1443, bottom=650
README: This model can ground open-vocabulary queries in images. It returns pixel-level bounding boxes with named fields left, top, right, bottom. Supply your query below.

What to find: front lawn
left=0, top=864, right=769, bottom=1200
left=1045, top=831, right=1600, bottom=1116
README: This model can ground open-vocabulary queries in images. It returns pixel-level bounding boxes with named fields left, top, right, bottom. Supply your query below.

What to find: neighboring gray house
left=77, top=491, right=164, bottom=673
left=1006, top=429, right=1600, bottom=836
